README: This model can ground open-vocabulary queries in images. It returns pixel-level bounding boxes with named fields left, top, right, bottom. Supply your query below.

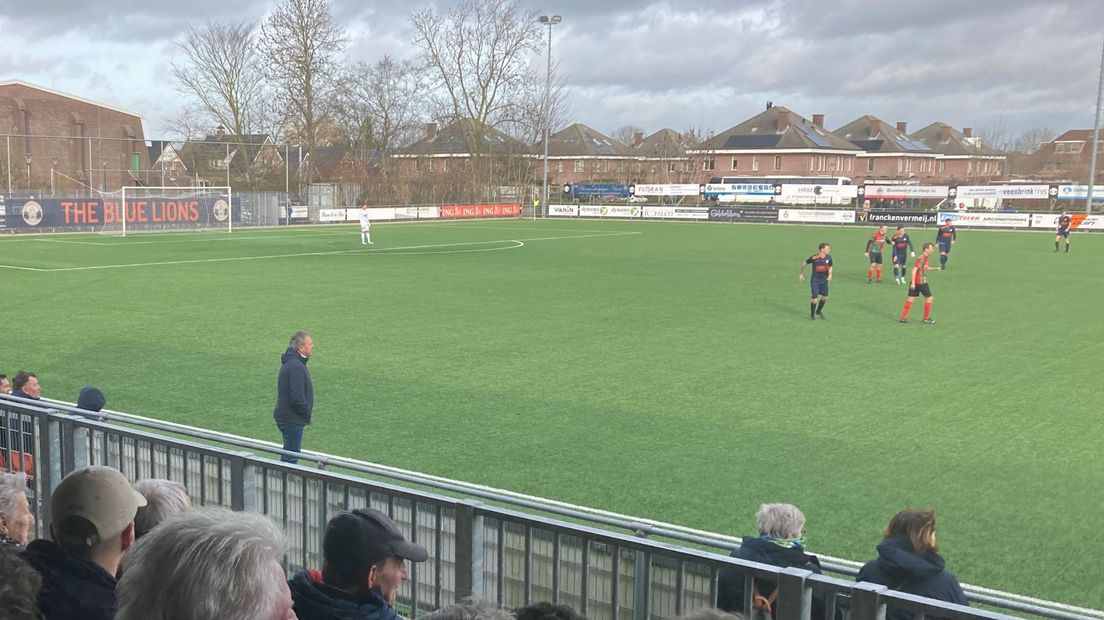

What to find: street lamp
left=51, top=157, right=58, bottom=196
left=24, top=154, right=31, bottom=190
left=538, top=14, right=562, bottom=219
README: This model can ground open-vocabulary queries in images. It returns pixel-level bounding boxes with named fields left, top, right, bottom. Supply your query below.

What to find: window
left=442, top=159, right=449, bottom=172
left=703, top=155, right=716, bottom=171
left=556, top=161, right=563, bottom=173
left=867, top=158, right=875, bottom=172
left=684, top=161, right=693, bottom=172
left=414, top=158, right=420, bottom=173
left=426, top=159, right=434, bottom=172
left=731, top=157, right=739, bottom=170
left=773, top=155, right=782, bottom=171
left=574, top=160, right=584, bottom=173
left=752, top=156, right=760, bottom=172
left=668, top=161, right=677, bottom=173
left=939, top=160, right=946, bottom=173
left=1055, top=143, right=1083, bottom=154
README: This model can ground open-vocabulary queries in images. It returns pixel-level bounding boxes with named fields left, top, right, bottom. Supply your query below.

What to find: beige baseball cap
left=50, top=466, right=147, bottom=545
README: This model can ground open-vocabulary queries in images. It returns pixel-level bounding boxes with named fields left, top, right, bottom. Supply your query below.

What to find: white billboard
left=862, top=185, right=949, bottom=199
left=954, top=185, right=1050, bottom=200
left=548, top=204, right=580, bottom=217
left=1056, top=185, right=1104, bottom=200
left=938, top=212, right=1031, bottom=228
left=632, top=184, right=702, bottom=197
left=1030, top=213, right=1104, bottom=230
left=579, top=205, right=641, bottom=218
left=777, top=209, right=856, bottom=223
left=779, top=184, right=858, bottom=200
left=641, top=206, right=709, bottom=220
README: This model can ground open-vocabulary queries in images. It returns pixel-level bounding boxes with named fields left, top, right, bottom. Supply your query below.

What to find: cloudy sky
left=1, top=0, right=1102, bottom=147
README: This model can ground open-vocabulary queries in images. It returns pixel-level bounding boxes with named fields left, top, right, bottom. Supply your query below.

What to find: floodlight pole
left=538, top=15, right=562, bottom=221
left=1086, top=37, right=1104, bottom=215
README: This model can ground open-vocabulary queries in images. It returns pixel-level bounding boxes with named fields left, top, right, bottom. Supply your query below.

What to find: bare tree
left=612, top=124, right=645, bottom=146
left=410, top=0, right=542, bottom=152
left=974, top=118, right=1012, bottom=152
left=160, top=103, right=211, bottom=141
left=1013, top=126, right=1057, bottom=153
left=333, top=56, right=427, bottom=173
left=259, top=0, right=348, bottom=154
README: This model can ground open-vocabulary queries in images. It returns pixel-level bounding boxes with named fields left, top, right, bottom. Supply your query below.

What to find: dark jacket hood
left=21, top=539, right=118, bottom=620
left=289, top=571, right=398, bottom=620
left=872, top=537, right=945, bottom=582
left=283, top=347, right=309, bottom=365
left=76, top=386, right=107, bottom=412
left=736, top=535, right=823, bottom=570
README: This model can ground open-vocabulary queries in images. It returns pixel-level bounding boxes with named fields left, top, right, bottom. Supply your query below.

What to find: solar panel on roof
left=900, top=139, right=933, bottom=152
left=852, top=139, right=884, bottom=151
left=722, top=135, right=781, bottom=148
left=793, top=123, right=835, bottom=148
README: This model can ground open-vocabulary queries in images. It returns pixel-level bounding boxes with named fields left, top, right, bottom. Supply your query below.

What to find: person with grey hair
left=132, top=479, right=192, bottom=539
left=0, top=472, right=34, bottom=548
left=116, top=506, right=297, bottom=620
left=717, top=503, right=828, bottom=619
left=273, top=330, right=315, bottom=464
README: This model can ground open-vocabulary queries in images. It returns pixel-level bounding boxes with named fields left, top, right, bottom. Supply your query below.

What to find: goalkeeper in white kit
left=358, top=203, right=373, bottom=245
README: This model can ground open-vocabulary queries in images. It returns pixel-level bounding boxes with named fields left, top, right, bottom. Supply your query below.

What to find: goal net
left=99, top=186, right=235, bottom=236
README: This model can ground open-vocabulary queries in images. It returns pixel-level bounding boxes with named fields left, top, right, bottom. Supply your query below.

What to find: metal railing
left=1, top=395, right=1100, bottom=620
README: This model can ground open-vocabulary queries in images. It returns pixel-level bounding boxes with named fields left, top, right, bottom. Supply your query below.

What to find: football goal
left=99, top=186, right=235, bottom=236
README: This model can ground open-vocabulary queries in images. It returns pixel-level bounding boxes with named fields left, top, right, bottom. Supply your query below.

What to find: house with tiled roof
left=909, top=123, right=1006, bottom=182
left=631, top=129, right=702, bottom=183
left=693, top=105, right=860, bottom=181
left=1025, top=129, right=1102, bottom=182
left=833, top=117, right=938, bottom=181
left=532, top=123, right=638, bottom=185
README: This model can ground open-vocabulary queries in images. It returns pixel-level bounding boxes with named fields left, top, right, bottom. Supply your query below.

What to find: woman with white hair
left=0, top=472, right=34, bottom=548
left=131, top=479, right=192, bottom=539
left=716, top=503, right=828, bottom=619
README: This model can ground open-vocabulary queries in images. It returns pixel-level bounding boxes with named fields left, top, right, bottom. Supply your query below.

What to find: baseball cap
left=323, top=508, right=428, bottom=573
left=50, top=466, right=147, bottom=545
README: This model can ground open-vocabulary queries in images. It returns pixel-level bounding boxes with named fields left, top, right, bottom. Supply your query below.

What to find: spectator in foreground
left=856, top=509, right=968, bottom=620
left=10, top=371, right=41, bottom=400
left=717, top=503, right=827, bottom=619
left=132, top=478, right=192, bottom=539
left=21, top=465, right=146, bottom=620
left=116, top=506, right=297, bottom=620
left=515, top=601, right=587, bottom=620
left=273, top=331, right=315, bottom=464
left=75, top=386, right=107, bottom=412
left=0, top=472, right=35, bottom=548
left=289, top=507, right=428, bottom=620
left=0, top=373, right=10, bottom=394
left=0, top=545, right=43, bottom=620
left=420, top=598, right=514, bottom=620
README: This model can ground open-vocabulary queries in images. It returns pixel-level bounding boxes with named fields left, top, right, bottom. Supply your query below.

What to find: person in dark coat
left=10, top=371, right=41, bottom=400
left=717, top=503, right=831, bottom=619
left=289, top=508, right=428, bottom=620
left=273, top=331, right=315, bottom=464
left=21, top=466, right=146, bottom=620
left=856, top=509, right=969, bottom=620
left=75, top=386, right=106, bottom=412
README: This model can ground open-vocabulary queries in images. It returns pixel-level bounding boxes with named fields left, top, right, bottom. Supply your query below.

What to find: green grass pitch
left=0, top=218, right=1100, bottom=609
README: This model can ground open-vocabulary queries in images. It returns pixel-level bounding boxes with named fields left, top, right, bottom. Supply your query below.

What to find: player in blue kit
left=1055, top=210, right=1071, bottom=252
left=935, top=218, right=956, bottom=270
left=798, top=243, right=833, bottom=320
left=888, top=226, right=915, bottom=284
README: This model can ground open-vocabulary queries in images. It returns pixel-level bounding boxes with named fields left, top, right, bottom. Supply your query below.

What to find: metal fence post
left=230, top=451, right=257, bottom=512
left=849, top=581, right=888, bottom=620
left=454, top=499, right=485, bottom=601
left=775, top=567, right=813, bottom=620
left=633, top=527, right=651, bottom=620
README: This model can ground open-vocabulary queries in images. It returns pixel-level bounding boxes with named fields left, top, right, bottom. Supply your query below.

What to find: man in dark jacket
left=273, top=331, right=315, bottom=464
left=717, top=503, right=832, bottom=620
left=856, top=509, right=968, bottom=620
left=10, top=371, right=41, bottom=400
left=21, top=465, right=146, bottom=620
left=289, top=508, right=428, bottom=620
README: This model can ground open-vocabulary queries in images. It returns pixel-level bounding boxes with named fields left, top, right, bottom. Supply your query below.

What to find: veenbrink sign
left=954, top=185, right=1050, bottom=200
left=5, top=197, right=239, bottom=228
left=857, top=210, right=938, bottom=225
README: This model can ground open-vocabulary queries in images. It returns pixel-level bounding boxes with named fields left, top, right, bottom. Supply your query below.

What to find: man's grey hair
left=132, top=479, right=192, bottom=539
left=421, top=598, right=515, bottom=620
left=289, top=331, right=311, bottom=349
left=756, top=503, right=806, bottom=539
left=116, top=507, right=288, bottom=620
left=0, top=472, right=28, bottom=520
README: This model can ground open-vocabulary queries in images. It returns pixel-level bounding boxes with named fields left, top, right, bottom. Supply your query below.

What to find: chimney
left=776, top=110, right=790, bottom=133
left=896, top=121, right=908, bottom=134
left=940, top=125, right=952, bottom=142
left=963, top=127, right=973, bottom=138
left=633, top=131, right=644, bottom=147
left=766, top=101, right=774, bottom=110
left=426, top=122, right=438, bottom=140
left=812, top=114, right=825, bottom=129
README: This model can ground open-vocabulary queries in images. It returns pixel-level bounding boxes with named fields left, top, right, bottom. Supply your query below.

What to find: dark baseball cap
left=323, top=508, right=428, bottom=572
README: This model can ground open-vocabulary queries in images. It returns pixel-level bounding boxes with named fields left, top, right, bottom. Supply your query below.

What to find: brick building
left=0, top=80, right=148, bottom=195
left=631, top=129, right=701, bottom=184
left=1021, top=129, right=1102, bottom=182
left=909, top=122, right=1005, bottom=183
left=532, top=123, right=637, bottom=186
left=833, top=116, right=938, bottom=182
left=693, top=105, right=860, bottom=181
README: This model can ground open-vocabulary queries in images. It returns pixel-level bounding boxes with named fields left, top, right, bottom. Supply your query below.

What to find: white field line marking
left=33, top=238, right=109, bottom=246
left=34, top=230, right=357, bottom=246
left=0, top=263, right=51, bottom=272
left=6, top=231, right=641, bottom=272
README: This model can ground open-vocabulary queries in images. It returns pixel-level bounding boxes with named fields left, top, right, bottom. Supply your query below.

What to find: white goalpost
left=105, top=186, right=235, bottom=236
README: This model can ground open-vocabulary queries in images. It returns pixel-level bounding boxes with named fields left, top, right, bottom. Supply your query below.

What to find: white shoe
left=368, top=242, right=374, bottom=245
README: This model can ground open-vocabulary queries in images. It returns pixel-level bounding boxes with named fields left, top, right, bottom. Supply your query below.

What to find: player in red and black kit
left=798, top=243, right=832, bottom=320
left=900, top=242, right=941, bottom=324
left=864, top=225, right=888, bottom=283
left=1055, top=210, right=1071, bottom=253
left=935, top=218, right=956, bottom=270
left=888, top=226, right=915, bottom=284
